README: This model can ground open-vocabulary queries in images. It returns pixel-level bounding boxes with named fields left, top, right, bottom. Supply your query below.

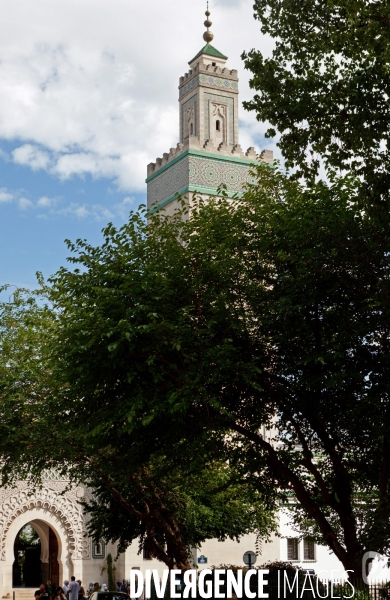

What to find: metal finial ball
left=205, top=9, right=210, bottom=15
left=203, top=30, right=214, bottom=42
left=204, top=19, right=212, bottom=27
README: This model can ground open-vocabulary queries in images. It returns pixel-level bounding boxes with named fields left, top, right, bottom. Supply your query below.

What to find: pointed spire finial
left=203, top=2, right=214, bottom=43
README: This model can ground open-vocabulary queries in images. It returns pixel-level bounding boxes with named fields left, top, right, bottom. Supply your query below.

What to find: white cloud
left=56, top=203, right=89, bottom=219
left=52, top=152, right=121, bottom=181
left=114, top=196, right=136, bottom=220
left=12, top=144, right=51, bottom=170
left=18, top=197, right=33, bottom=209
left=0, top=188, right=13, bottom=203
left=72, top=205, right=90, bottom=219
left=0, top=186, right=135, bottom=221
left=0, top=0, right=275, bottom=192
left=0, top=189, right=59, bottom=211
left=57, top=202, right=115, bottom=221
left=37, top=196, right=56, bottom=207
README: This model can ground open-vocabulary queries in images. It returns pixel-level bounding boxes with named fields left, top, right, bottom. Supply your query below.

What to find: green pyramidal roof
left=188, top=44, right=228, bottom=65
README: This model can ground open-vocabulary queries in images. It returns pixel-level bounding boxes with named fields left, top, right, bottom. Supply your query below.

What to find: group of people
left=34, top=577, right=130, bottom=600
left=87, top=581, right=130, bottom=595
left=84, top=581, right=129, bottom=596
left=115, top=582, right=128, bottom=594
left=34, top=577, right=86, bottom=600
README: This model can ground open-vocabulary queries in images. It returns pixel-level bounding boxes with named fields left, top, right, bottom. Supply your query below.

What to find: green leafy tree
left=83, top=459, right=275, bottom=565
left=1, top=163, right=389, bottom=577
left=243, top=0, right=390, bottom=205
left=0, top=284, right=54, bottom=487
left=18, top=525, right=40, bottom=548
left=0, top=284, right=275, bottom=570
left=42, top=166, right=390, bottom=578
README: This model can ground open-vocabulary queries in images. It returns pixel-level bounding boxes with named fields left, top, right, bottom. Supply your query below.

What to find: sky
left=0, top=0, right=275, bottom=289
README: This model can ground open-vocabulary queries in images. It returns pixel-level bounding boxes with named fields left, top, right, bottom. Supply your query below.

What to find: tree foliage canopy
left=243, top=0, right=390, bottom=203
left=53, top=166, right=389, bottom=576
left=0, top=277, right=275, bottom=570
left=1, top=162, right=388, bottom=576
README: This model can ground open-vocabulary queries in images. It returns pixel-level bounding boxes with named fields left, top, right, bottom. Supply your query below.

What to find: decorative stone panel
left=189, top=155, right=255, bottom=191
left=203, top=93, right=234, bottom=144
left=147, top=153, right=256, bottom=209
left=147, top=155, right=189, bottom=209
left=0, top=486, right=90, bottom=560
left=179, top=74, right=238, bottom=98
left=181, top=95, right=197, bottom=140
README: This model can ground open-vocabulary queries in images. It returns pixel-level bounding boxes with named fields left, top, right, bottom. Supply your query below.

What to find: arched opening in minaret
left=190, top=123, right=193, bottom=136
left=213, top=114, right=224, bottom=146
left=13, top=524, right=42, bottom=588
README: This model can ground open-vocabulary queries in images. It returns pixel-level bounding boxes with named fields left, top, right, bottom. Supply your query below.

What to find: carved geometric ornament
left=0, top=488, right=90, bottom=560
left=212, top=103, right=225, bottom=118
left=186, top=106, right=194, bottom=122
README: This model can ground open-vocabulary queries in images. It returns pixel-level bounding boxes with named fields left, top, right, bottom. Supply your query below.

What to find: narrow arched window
left=190, top=123, right=193, bottom=135
left=216, top=120, right=220, bottom=131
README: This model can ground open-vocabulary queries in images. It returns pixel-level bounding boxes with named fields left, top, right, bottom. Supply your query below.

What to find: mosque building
left=145, top=5, right=273, bottom=216
left=0, top=9, right=342, bottom=600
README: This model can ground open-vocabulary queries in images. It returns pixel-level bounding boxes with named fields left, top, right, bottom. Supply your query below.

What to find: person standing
left=53, top=588, right=66, bottom=600
left=46, top=580, right=56, bottom=600
left=77, top=580, right=85, bottom=600
left=35, top=584, right=49, bottom=600
left=68, top=577, right=80, bottom=600
left=63, top=582, right=70, bottom=599
left=91, top=584, right=100, bottom=595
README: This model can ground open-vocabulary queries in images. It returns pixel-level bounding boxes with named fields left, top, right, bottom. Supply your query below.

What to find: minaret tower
left=146, top=5, right=273, bottom=214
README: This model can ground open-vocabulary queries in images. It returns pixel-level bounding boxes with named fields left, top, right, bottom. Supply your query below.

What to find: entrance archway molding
left=5, top=510, right=69, bottom=593
left=0, top=487, right=90, bottom=596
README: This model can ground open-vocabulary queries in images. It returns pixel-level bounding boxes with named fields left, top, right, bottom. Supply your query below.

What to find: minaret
left=146, top=5, right=273, bottom=214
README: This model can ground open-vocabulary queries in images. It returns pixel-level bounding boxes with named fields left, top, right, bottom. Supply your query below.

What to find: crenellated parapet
left=147, top=138, right=273, bottom=178
left=180, top=62, right=238, bottom=83
left=179, top=60, right=238, bottom=100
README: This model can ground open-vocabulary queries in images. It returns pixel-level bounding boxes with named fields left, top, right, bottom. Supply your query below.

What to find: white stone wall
left=279, top=510, right=345, bottom=579
left=122, top=532, right=281, bottom=581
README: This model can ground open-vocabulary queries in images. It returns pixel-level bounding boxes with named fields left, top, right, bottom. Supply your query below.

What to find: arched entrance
left=0, top=486, right=91, bottom=597
left=13, top=524, right=42, bottom=587
left=12, top=523, right=60, bottom=588
left=10, top=519, right=61, bottom=590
